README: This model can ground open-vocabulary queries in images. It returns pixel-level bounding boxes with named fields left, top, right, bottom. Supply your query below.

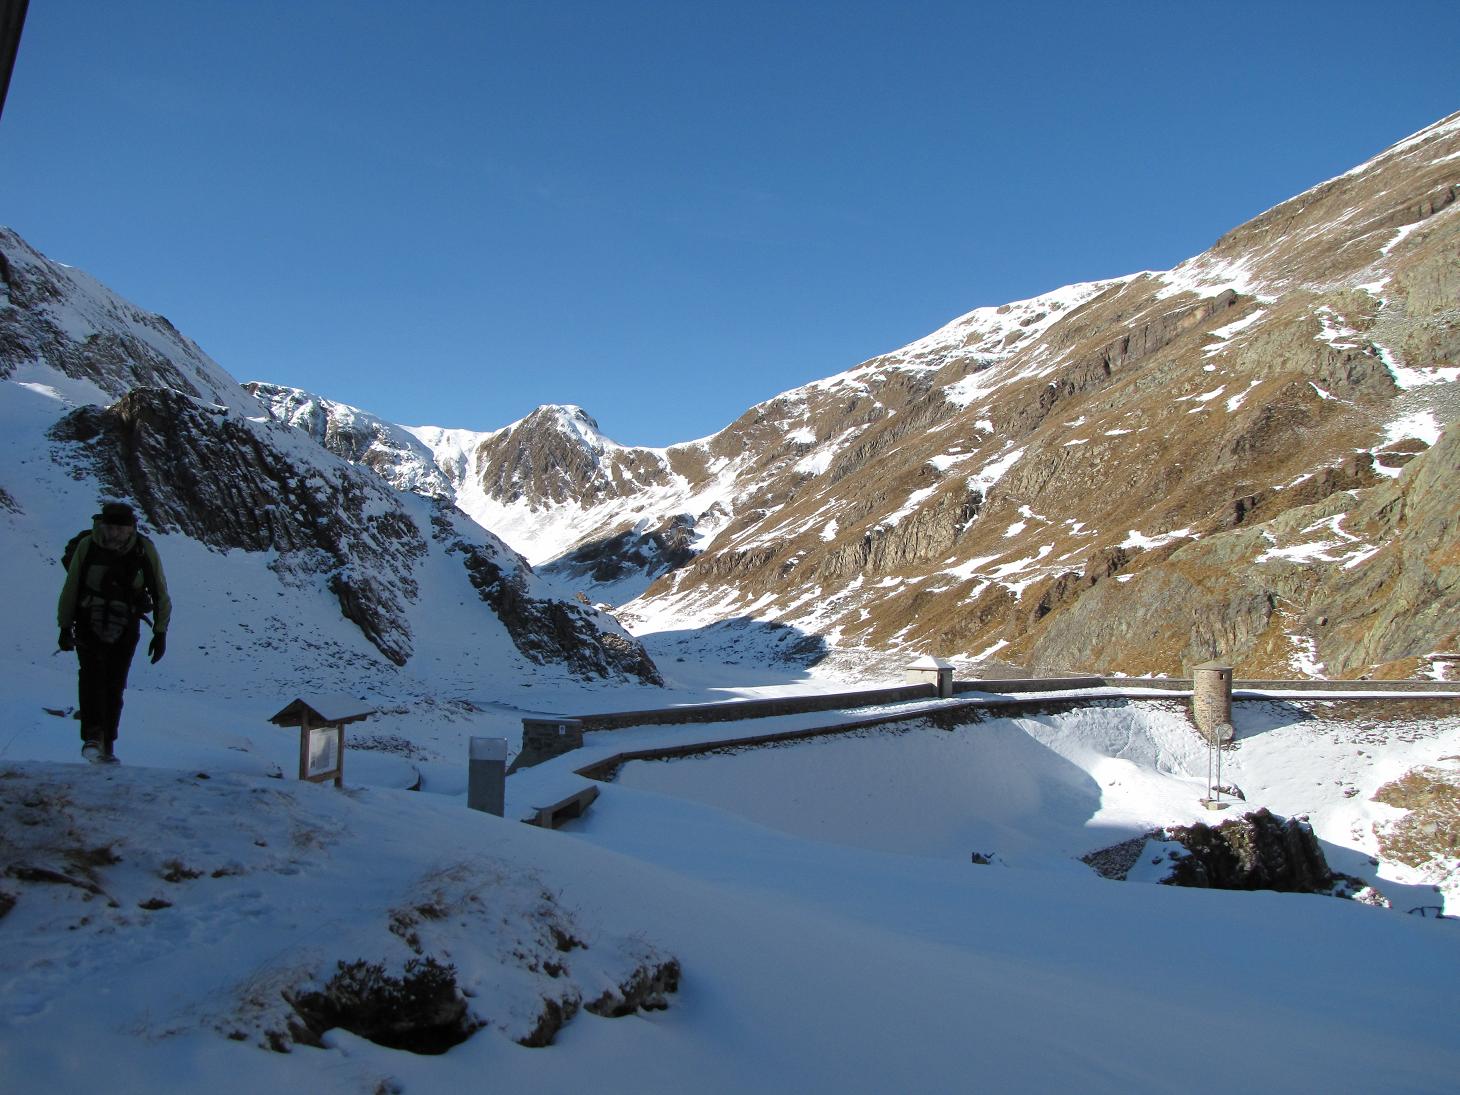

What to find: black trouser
left=75, top=625, right=140, bottom=747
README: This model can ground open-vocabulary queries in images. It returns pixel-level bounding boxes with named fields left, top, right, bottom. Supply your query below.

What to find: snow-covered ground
left=3, top=641, right=1458, bottom=1092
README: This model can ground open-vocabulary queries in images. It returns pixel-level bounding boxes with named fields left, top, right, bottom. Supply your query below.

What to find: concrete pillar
left=1192, top=661, right=1234, bottom=741
left=468, top=737, right=508, bottom=816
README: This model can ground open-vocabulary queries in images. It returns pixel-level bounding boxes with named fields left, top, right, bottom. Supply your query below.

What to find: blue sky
left=2, top=1, right=1456, bottom=446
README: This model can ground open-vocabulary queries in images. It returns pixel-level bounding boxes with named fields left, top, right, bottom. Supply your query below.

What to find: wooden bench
left=526, top=784, right=599, bottom=829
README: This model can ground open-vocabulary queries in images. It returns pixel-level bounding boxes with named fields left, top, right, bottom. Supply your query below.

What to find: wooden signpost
left=268, top=695, right=374, bottom=788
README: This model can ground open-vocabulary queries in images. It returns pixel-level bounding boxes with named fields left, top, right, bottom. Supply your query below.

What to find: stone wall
left=511, top=718, right=585, bottom=773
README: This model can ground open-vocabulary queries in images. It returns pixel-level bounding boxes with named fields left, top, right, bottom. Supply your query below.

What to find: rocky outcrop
left=50, top=387, right=425, bottom=665
left=284, top=957, right=475, bottom=1054
left=1160, top=809, right=1340, bottom=893
left=0, top=227, right=246, bottom=411
left=473, top=405, right=675, bottom=507
left=430, top=506, right=662, bottom=684
left=244, top=382, right=454, bottom=499
left=544, top=514, right=698, bottom=589
left=584, top=955, right=681, bottom=1018
left=1083, top=808, right=1379, bottom=900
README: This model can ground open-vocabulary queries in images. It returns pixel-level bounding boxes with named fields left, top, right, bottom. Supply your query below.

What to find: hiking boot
left=81, top=740, right=102, bottom=762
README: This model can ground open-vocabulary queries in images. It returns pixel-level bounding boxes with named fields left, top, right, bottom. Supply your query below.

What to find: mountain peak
left=519, top=404, right=614, bottom=452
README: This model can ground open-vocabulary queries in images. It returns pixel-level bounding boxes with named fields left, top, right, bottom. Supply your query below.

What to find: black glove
left=58, top=626, right=74, bottom=652
left=148, top=632, right=167, bottom=664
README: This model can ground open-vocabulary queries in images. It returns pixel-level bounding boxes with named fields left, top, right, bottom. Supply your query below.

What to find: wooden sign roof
left=268, top=695, right=375, bottom=728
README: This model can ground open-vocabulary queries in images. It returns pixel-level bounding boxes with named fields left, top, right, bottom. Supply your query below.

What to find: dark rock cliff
left=50, top=387, right=425, bottom=665
left=429, top=506, right=663, bottom=684
left=44, top=386, right=663, bottom=682
left=1161, top=809, right=1341, bottom=894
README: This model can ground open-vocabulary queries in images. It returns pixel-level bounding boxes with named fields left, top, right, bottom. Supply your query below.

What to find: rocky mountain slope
left=190, top=112, right=1460, bottom=682
left=284, top=111, right=1456, bottom=681
left=0, top=227, right=660, bottom=691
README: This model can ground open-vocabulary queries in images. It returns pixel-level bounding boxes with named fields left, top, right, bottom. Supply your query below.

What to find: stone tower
left=1192, top=661, right=1234, bottom=741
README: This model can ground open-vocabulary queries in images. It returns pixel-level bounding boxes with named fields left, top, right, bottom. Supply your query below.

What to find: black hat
left=97, top=502, right=137, bottom=526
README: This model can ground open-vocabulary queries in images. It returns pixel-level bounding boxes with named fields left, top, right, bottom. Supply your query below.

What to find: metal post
left=1214, top=731, right=1222, bottom=805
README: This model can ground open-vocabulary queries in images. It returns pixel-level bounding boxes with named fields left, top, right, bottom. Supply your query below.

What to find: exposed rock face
left=239, top=387, right=663, bottom=680
left=0, top=227, right=247, bottom=412
left=1028, top=422, right=1460, bottom=677
left=585, top=954, right=681, bottom=1018
left=50, top=386, right=424, bottom=665
left=1161, top=809, right=1339, bottom=893
left=543, top=514, right=698, bottom=592
left=245, top=382, right=455, bottom=499
left=284, top=957, right=475, bottom=1055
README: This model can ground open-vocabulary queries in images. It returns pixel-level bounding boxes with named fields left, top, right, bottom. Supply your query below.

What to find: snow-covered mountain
left=3, top=114, right=1460, bottom=1095
left=255, top=111, right=1460, bottom=682
left=614, top=111, right=1460, bottom=680
left=0, top=227, right=662, bottom=715
left=14, top=111, right=1456, bottom=684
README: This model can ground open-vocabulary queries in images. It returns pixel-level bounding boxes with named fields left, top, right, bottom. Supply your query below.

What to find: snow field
left=6, top=566, right=1460, bottom=1092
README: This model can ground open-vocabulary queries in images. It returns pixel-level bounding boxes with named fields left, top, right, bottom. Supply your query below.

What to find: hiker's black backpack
left=63, top=531, right=158, bottom=643
left=60, top=530, right=90, bottom=574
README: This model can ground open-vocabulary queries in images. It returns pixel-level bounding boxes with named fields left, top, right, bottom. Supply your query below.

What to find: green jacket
left=58, top=525, right=172, bottom=636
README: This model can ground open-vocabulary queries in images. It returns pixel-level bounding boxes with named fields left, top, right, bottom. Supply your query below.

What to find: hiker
left=56, top=502, right=171, bottom=763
